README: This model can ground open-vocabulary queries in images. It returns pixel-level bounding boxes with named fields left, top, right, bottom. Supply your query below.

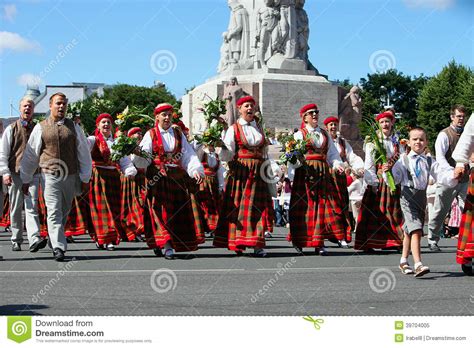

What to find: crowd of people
left=0, top=93, right=472, bottom=277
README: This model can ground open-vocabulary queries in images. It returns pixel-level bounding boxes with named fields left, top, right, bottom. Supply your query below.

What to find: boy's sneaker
left=414, top=264, right=430, bottom=278
left=399, top=262, right=414, bottom=275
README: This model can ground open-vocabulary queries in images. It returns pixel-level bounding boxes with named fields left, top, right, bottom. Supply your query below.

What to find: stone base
left=182, top=71, right=340, bottom=135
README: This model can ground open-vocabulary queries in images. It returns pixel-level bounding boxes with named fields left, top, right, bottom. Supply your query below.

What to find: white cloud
left=403, top=0, right=455, bottom=10
left=0, top=31, right=40, bottom=54
left=17, top=73, right=42, bottom=87
left=3, top=4, right=17, bottom=22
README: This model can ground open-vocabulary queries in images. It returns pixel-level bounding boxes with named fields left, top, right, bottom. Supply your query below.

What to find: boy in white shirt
left=382, top=127, right=463, bottom=277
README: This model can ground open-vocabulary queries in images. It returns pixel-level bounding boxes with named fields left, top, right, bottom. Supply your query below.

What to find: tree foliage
left=417, top=60, right=473, bottom=146
left=72, top=84, right=177, bottom=134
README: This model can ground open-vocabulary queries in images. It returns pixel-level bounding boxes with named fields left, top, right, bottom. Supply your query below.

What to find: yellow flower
left=117, top=114, right=124, bottom=120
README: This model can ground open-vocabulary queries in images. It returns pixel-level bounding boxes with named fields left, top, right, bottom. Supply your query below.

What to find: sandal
left=399, top=262, right=414, bottom=275
left=414, top=264, right=430, bottom=278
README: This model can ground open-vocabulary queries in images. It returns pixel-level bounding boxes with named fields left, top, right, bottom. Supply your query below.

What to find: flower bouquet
left=111, top=106, right=154, bottom=162
left=278, top=136, right=308, bottom=166
left=362, top=116, right=397, bottom=193
left=195, top=96, right=227, bottom=147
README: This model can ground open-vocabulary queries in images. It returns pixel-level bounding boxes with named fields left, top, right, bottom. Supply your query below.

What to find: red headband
left=375, top=111, right=394, bottom=122
left=323, top=116, right=339, bottom=125
left=127, top=127, right=142, bottom=137
left=236, top=96, right=255, bottom=107
left=154, top=103, right=173, bottom=116
left=300, top=103, right=318, bottom=117
left=96, top=113, right=113, bottom=125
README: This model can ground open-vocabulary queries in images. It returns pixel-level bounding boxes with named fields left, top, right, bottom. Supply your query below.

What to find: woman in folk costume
left=323, top=116, right=364, bottom=248
left=213, top=96, right=274, bottom=257
left=88, top=113, right=137, bottom=251
left=132, top=103, right=205, bottom=260
left=288, top=104, right=346, bottom=256
left=119, top=127, right=146, bottom=242
left=354, top=111, right=404, bottom=252
left=195, top=143, right=225, bottom=235
left=452, top=113, right=473, bottom=275
left=64, top=193, right=90, bottom=240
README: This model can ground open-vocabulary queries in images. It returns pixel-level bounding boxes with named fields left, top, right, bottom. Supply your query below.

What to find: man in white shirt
left=0, top=97, right=44, bottom=252
left=20, top=93, right=92, bottom=261
left=427, top=105, right=469, bottom=252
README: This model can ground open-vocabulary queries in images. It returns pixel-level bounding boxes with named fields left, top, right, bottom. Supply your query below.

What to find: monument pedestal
left=182, top=70, right=341, bottom=135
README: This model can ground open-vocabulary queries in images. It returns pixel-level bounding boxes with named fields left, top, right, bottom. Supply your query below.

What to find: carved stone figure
left=255, top=0, right=281, bottom=68
left=339, top=86, right=362, bottom=141
left=224, top=0, right=250, bottom=67
left=278, top=0, right=297, bottom=59
left=223, top=77, right=245, bottom=127
left=295, top=0, right=309, bottom=61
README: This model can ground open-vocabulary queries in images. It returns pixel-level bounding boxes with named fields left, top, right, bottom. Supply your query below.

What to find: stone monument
left=182, top=0, right=354, bottom=139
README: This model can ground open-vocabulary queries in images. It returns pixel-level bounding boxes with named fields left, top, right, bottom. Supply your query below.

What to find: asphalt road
left=0, top=227, right=472, bottom=316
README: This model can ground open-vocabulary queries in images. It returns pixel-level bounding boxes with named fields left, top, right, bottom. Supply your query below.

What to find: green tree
left=74, top=83, right=177, bottom=134
left=359, top=69, right=429, bottom=124
left=417, top=60, right=473, bottom=147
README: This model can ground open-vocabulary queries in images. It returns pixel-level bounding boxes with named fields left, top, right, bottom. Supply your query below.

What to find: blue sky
left=1, top=0, right=472, bottom=116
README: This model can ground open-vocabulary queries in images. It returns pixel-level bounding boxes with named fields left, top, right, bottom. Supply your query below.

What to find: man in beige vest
left=428, top=105, right=469, bottom=251
left=20, top=93, right=92, bottom=261
left=0, top=97, right=44, bottom=252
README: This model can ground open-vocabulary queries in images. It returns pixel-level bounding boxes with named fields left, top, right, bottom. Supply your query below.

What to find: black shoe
left=66, top=236, right=75, bottom=243
left=461, top=263, right=473, bottom=276
left=164, top=249, right=174, bottom=260
left=365, top=248, right=376, bottom=254
left=12, top=243, right=21, bottom=251
left=95, top=242, right=104, bottom=250
left=254, top=248, right=268, bottom=258
left=429, top=244, right=441, bottom=252
left=153, top=248, right=163, bottom=257
left=235, top=250, right=243, bottom=256
left=294, top=246, right=304, bottom=255
left=29, top=238, right=48, bottom=252
left=53, top=248, right=65, bottom=261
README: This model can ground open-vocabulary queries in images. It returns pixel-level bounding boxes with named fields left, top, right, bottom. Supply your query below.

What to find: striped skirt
left=88, top=167, right=123, bottom=246
left=120, top=174, right=145, bottom=241
left=0, top=193, right=10, bottom=228
left=196, top=174, right=221, bottom=231
left=288, top=160, right=346, bottom=248
left=456, top=169, right=473, bottom=264
left=65, top=195, right=90, bottom=237
left=213, top=158, right=274, bottom=251
left=38, top=184, right=49, bottom=238
left=332, top=171, right=352, bottom=242
left=144, top=166, right=205, bottom=251
left=354, top=179, right=404, bottom=250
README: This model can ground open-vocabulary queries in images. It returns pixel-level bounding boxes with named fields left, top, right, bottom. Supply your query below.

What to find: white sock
left=414, top=262, right=422, bottom=269
left=400, top=257, right=408, bottom=264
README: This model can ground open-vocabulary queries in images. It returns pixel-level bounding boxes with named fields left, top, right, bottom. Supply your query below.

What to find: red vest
left=301, top=127, right=329, bottom=161
left=233, top=122, right=266, bottom=160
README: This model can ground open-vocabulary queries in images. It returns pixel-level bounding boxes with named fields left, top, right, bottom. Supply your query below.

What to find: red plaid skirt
left=456, top=170, right=473, bottom=264
left=213, top=158, right=274, bottom=251
left=88, top=167, right=124, bottom=246
left=354, top=179, right=404, bottom=250
left=332, top=170, right=352, bottom=241
left=288, top=160, right=346, bottom=248
left=38, top=183, right=49, bottom=238
left=120, top=175, right=144, bottom=241
left=0, top=193, right=10, bottom=228
left=144, top=166, right=205, bottom=251
left=65, top=195, right=90, bottom=237
left=196, top=174, right=221, bottom=231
